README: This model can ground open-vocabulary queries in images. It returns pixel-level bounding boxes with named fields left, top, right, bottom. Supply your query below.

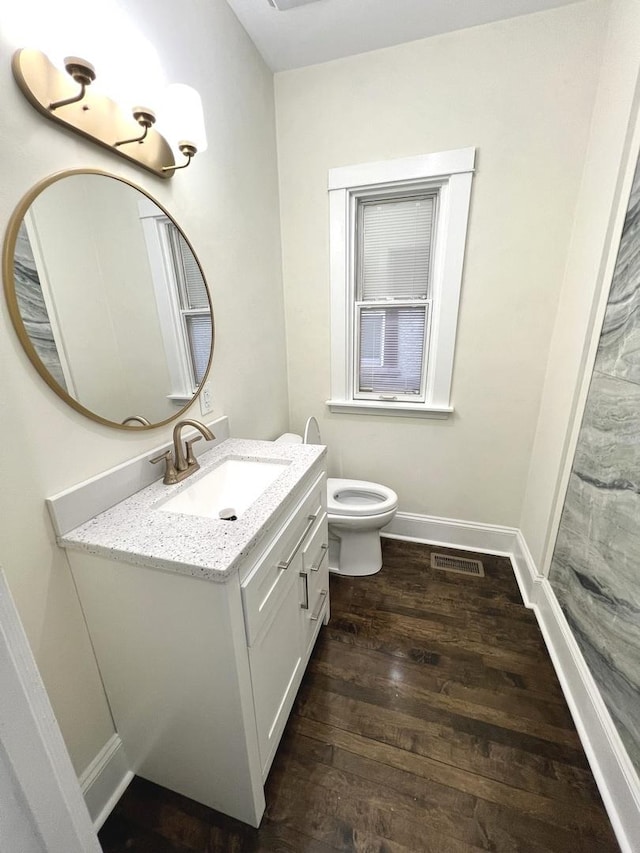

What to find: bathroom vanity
left=52, top=435, right=329, bottom=827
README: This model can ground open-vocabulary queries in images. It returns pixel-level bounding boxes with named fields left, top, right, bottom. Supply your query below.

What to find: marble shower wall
left=550, top=158, right=640, bottom=775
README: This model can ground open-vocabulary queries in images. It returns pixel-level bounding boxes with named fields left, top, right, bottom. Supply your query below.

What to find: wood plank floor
left=98, top=539, right=619, bottom=852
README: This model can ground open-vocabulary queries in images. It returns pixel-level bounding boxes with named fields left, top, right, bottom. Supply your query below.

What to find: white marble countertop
left=59, top=439, right=326, bottom=583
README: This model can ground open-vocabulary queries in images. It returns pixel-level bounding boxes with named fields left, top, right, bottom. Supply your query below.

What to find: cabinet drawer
left=299, top=511, right=328, bottom=609
left=242, top=472, right=325, bottom=646
left=302, top=514, right=329, bottom=576
left=300, top=518, right=330, bottom=658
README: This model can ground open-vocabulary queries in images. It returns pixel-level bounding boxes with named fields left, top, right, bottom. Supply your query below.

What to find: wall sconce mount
left=12, top=48, right=188, bottom=179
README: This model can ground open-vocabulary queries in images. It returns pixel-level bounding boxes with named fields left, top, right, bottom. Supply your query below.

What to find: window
left=139, top=199, right=213, bottom=404
left=328, top=148, right=474, bottom=418
left=166, top=223, right=211, bottom=388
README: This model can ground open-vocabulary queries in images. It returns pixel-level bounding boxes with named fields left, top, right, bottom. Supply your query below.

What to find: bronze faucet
left=151, top=419, right=215, bottom=484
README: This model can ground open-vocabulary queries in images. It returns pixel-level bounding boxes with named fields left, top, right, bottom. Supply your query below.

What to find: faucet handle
left=150, top=450, right=178, bottom=484
left=185, top=436, right=202, bottom=467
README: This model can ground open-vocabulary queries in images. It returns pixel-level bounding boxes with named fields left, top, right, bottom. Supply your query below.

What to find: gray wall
left=550, top=158, right=640, bottom=774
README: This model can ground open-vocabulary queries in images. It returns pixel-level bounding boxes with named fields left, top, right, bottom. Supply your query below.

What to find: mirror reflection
left=7, top=172, right=213, bottom=428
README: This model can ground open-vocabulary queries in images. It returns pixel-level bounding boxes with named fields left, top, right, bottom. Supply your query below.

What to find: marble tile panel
left=596, top=159, right=640, bottom=384
left=550, top=371, right=640, bottom=774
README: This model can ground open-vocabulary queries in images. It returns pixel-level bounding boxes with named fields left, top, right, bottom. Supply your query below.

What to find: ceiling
left=226, top=0, right=585, bottom=72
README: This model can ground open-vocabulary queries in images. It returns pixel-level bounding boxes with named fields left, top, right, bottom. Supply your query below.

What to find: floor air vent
left=431, top=553, right=485, bottom=577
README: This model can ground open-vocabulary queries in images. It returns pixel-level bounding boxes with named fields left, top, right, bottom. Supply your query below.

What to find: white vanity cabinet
left=65, top=462, right=329, bottom=829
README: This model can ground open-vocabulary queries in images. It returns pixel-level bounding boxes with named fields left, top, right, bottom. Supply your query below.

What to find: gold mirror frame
left=2, top=168, right=214, bottom=430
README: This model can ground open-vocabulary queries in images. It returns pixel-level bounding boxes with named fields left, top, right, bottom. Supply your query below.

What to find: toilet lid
left=327, top=478, right=398, bottom=517
left=303, top=416, right=321, bottom=445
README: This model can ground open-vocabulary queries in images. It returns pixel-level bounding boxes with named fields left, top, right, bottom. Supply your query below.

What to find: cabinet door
left=248, top=570, right=303, bottom=776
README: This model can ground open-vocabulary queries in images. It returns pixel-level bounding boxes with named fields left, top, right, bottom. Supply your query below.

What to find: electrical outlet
left=199, top=381, right=213, bottom=415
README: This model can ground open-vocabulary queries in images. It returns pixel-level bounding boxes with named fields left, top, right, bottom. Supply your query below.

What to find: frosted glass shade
left=98, top=35, right=166, bottom=115
left=161, top=84, right=208, bottom=154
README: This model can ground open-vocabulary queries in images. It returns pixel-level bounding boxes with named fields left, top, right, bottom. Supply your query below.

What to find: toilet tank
left=274, top=433, right=303, bottom=444
left=275, top=417, right=322, bottom=445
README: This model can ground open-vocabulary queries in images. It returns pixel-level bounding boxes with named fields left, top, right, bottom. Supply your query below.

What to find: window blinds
left=176, top=232, right=209, bottom=309
left=359, top=306, right=427, bottom=394
left=169, top=224, right=212, bottom=386
left=185, top=315, right=211, bottom=384
left=357, top=196, right=433, bottom=397
left=360, top=197, right=434, bottom=300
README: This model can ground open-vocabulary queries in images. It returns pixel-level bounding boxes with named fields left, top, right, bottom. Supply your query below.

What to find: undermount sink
left=158, top=457, right=289, bottom=520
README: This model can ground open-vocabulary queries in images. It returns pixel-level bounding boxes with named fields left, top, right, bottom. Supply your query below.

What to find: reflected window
left=167, top=225, right=211, bottom=386
left=139, top=200, right=212, bottom=403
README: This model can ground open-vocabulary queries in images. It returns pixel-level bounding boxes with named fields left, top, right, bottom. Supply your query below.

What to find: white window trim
left=327, top=147, right=474, bottom=418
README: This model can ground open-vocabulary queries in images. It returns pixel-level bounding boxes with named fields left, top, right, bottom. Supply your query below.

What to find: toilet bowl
left=275, top=418, right=398, bottom=576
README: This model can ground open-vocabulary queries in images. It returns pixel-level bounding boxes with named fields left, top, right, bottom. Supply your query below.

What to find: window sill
left=167, top=393, right=195, bottom=407
left=326, top=400, right=453, bottom=419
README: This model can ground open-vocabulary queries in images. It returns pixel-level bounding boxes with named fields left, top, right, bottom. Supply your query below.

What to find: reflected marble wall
left=550, top=159, right=640, bottom=774
left=14, top=222, right=67, bottom=391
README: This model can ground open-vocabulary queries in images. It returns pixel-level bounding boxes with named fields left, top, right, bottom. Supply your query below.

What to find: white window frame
left=327, top=147, right=474, bottom=418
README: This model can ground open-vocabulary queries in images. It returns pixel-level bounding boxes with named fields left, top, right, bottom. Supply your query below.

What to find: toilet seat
left=327, top=478, right=398, bottom=518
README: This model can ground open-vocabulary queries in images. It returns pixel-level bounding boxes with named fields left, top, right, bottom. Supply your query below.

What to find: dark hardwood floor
left=99, top=539, right=619, bottom=852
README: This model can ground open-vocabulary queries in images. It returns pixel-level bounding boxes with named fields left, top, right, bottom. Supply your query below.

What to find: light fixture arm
left=115, top=123, right=150, bottom=146
left=49, top=81, right=89, bottom=110
left=49, top=57, right=95, bottom=111
left=115, top=108, right=156, bottom=147
left=162, top=143, right=197, bottom=172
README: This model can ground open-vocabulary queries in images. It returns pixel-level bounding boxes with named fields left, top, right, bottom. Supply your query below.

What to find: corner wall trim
left=383, top=512, right=640, bottom=853
left=79, top=734, right=133, bottom=831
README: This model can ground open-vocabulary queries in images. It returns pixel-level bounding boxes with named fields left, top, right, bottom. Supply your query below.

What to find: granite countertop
left=60, top=439, right=326, bottom=583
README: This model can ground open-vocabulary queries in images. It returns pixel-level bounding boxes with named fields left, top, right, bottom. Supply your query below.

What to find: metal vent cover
left=430, top=553, right=485, bottom=577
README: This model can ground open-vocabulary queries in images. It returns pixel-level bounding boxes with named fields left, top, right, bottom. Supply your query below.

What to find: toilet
left=275, top=417, right=398, bottom=576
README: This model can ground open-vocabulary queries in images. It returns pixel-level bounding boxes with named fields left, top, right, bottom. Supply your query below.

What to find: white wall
left=0, top=744, right=46, bottom=853
left=519, top=0, right=640, bottom=571
left=0, top=0, right=288, bottom=775
left=275, top=0, right=609, bottom=527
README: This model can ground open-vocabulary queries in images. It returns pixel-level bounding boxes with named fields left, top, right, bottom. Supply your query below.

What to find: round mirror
left=2, top=170, right=214, bottom=429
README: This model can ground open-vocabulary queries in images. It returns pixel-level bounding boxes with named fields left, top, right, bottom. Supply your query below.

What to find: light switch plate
left=200, top=382, right=213, bottom=415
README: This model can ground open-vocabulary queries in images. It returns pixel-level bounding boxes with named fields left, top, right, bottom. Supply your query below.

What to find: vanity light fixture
left=12, top=48, right=207, bottom=179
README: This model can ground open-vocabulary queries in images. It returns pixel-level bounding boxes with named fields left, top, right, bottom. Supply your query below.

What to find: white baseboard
left=383, top=511, right=519, bottom=556
left=79, top=734, right=133, bottom=831
left=386, top=514, right=640, bottom=853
